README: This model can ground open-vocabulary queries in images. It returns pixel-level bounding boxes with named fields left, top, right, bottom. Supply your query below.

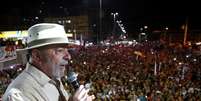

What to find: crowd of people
left=0, top=38, right=25, bottom=60
left=0, top=39, right=201, bottom=100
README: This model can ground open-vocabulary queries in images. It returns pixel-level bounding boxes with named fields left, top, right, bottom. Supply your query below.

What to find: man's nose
left=63, top=50, right=71, bottom=60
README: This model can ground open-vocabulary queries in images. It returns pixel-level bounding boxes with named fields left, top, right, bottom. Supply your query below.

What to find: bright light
left=165, top=27, right=168, bottom=30
left=83, top=61, right=86, bottom=65
left=0, top=31, right=28, bottom=38
left=70, top=60, right=73, bottom=63
left=10, top=66, right=14, bottom=69
left=144, top=26, right=148, bottom=29
left=141, top=33, right=146, bottom=35
left=111, top=12, right=118, bottom=15
left=128, top=41, right=133, bottom=45
left=196, top=42, right=201, bottom=45
left=35, top=17, right=39, bottom=20
left=66, top=20, right=71, bottom=23
left=122, top=29, right=126, bottom=33
left=17, top=68, right=22, bottom=72
left=116, top=20, right=122, bottom=23
left=186, top=55, right=190, bottom=58
left=67, top=29, right=71, bottom=33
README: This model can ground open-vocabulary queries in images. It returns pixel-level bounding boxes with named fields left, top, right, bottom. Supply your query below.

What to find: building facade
left=44, top=15, right=93, bottom=41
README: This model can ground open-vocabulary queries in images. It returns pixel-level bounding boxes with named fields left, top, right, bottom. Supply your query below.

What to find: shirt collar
left=25, top=63, right=51, bottom=86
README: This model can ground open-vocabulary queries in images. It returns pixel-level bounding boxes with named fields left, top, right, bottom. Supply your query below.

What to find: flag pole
left=183, top=17, right=188, bottom=46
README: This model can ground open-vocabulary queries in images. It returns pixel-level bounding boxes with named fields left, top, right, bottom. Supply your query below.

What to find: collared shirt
left=2, top=63, right=69, bottom=101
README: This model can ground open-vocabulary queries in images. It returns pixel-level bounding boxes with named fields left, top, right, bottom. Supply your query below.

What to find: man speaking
left=2, top=23, right=95, bottom=101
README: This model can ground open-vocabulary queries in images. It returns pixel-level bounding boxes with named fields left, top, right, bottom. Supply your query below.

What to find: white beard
left=52, top=64, right=64, bottom=79
left=47, top=58, right=68, bottom=79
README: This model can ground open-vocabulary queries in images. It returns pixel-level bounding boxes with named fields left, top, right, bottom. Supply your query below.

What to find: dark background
left=0, top=0, right=200, bottom=34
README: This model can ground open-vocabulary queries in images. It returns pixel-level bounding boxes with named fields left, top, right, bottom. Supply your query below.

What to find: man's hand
left=72, top=85, right=95, bottom=101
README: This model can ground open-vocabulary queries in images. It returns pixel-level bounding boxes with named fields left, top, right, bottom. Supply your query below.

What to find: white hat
left=18, top=23, right=74, bottom=51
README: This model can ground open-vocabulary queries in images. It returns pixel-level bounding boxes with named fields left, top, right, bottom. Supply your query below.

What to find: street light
left=117, top=20, right=126, bottom=34
left=111, top=12, right=118, bottom=35
left=111, top=12, right=118, bottom=22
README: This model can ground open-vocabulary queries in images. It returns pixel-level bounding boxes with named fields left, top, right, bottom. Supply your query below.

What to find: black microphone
left=67, top=71, right=80, bottom=90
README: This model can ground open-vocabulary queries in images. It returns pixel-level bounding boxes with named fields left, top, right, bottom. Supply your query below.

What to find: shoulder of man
left=2, top=88, right=31, bottom=101
left=2, top=71, right=43, bottom=101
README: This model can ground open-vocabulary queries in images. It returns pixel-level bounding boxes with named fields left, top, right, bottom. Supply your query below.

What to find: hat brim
left=16, top=38, right=77, bottom=52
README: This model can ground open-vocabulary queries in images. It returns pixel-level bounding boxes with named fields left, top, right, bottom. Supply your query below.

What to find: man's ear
left=31, top=49, right=42, bottom=63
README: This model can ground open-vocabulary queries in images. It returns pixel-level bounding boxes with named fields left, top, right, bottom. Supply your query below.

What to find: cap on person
left=18, top=23, right=75, bottom=51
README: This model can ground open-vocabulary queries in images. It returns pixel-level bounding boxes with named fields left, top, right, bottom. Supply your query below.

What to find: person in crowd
left=2, top=23, right=95, bottom=101
left=15, top=40, right=25, bottom=49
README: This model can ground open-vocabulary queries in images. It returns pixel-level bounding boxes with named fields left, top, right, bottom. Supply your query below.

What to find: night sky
left=0, top=0, right=201, bottom=33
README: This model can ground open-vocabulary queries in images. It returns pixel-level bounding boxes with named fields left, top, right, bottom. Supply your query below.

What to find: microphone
left=67, top=71, right=80, bottom=90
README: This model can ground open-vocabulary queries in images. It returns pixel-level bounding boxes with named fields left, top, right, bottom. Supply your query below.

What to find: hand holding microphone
left=67, top=71, right=95, bottom=101
left=67, top=71, right=80, bottom=90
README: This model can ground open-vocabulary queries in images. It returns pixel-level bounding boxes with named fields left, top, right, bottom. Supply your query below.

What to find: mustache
left=60, top=59, right=69, bottom=65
